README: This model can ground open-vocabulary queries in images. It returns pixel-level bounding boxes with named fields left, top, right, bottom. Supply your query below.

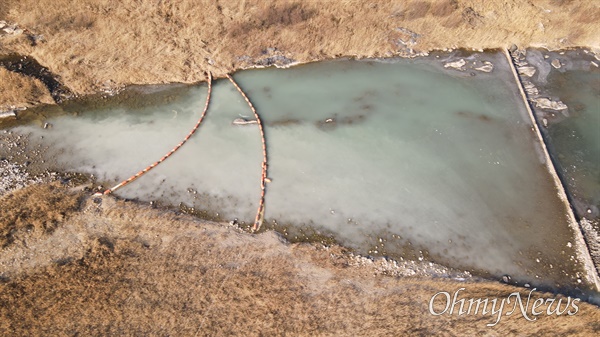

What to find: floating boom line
left=226, top=74, right=268, bottom=232
left=95, top=71, right=213, bottom=196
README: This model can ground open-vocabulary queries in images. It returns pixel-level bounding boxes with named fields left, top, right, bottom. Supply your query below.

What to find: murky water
left=8, top=52, right=595, bottom=294
left=525, top=49, right=600, bottom=223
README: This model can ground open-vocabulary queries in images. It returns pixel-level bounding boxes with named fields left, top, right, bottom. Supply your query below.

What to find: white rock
left=232, top=118, right=257, bottom=125
left=0, top=111, right=17, bottom=119
left=533, top=97, right=568, bottom=111
left=444, top=59, right=466, bottom=70
left=475, top=61, right=494, bottom=73
left=591, top=61, right=598, bottom=67
left=518, top=66, right=536, bottom=77
left=523, top=82, right=539, bottom=95
left=551, top=59, right=561, bottom=69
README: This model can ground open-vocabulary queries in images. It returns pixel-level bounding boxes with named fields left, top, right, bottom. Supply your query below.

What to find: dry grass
left=0, top=183, right=81, bottom=248
left=0, top=68, right=53, bottom=110
left=0, top=185, right=599, bottom=335
left=0, top=0, right=598, bottom=97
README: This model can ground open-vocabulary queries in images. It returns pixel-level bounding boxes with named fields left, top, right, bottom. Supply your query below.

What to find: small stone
left=475, top=61, right=494, bottom=73
left=232, top=118, right=257, bottom=125
left=0, top=111, right=17, bottom=119
left=591, top=61, right=598, bottom=68
left=551, top=59, right=561, bottom=69
left=501, top=275, right=511, bottom=283
left=533, top=97, right=568, bottom=111
left=542, top=118, right=548, bottom=127
left=518, top=66, right=536, bottom=77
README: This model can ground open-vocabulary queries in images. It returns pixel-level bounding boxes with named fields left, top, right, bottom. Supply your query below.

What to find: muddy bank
left=1, top=182, right=600, bottom=336
left=0, top=0, right=599, bottom=109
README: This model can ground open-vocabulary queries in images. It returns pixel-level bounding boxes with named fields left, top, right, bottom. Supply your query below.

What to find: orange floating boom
left=226, top=74, right=268, bottom=232
left=95, top=72, right=213, bottom=196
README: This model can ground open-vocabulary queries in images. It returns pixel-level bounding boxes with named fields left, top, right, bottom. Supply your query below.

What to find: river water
left=525, top=49, right=600, bottom=224
left=7, top=51, right=597, bottom=296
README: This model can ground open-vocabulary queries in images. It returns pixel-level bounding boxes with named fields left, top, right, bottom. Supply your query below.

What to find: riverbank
left=1, top=0, right=599, bottom=109
left=1, top=180, right=600, bottom=335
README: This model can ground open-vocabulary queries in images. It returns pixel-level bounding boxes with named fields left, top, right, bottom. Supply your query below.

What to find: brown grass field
left=0, top=184, right=599, bottom=336
left=0, top=0, right=599, bottom=106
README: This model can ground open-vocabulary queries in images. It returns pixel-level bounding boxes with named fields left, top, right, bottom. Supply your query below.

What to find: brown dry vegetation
left=0, top=183, right=81, bottom=248
left=0, top=67, right=53, bottom=110
left=0, top=0, right=598, bottom=101
left=0, top=184, right=599, bottom=336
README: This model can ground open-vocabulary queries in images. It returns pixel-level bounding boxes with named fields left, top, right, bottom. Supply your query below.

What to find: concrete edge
left=502, top=48, right=600, bottom=292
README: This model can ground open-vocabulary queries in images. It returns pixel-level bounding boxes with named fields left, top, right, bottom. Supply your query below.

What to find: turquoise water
left=12, top=53, right=593, bottom=293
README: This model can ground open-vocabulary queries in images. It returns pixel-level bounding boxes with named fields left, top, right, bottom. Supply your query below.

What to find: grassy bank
left=1, top=184, right=599, bottom=335
left=0, top=0, right=599, bottom=107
